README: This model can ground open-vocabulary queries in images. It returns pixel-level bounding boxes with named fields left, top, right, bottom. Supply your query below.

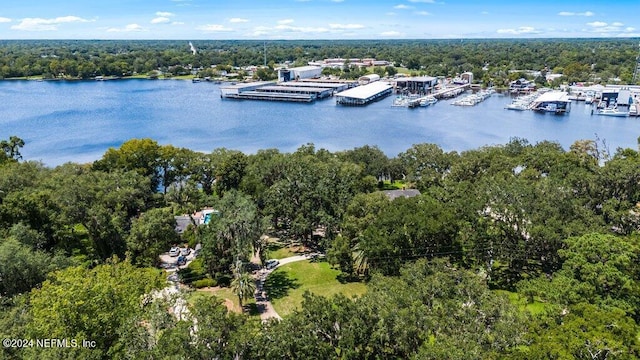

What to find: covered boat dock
left=254, top=85, right=334, bottom=99
left=335, top=82, right=393, bottom=106
left=530, top=91, right=571, bottom=114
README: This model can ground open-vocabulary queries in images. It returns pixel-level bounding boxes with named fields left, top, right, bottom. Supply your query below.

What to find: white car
left=169, top=247, right=180, bottom=257
left=265, top=259, right=279, bottom=269
left=180, top=248, right=191, bottom=256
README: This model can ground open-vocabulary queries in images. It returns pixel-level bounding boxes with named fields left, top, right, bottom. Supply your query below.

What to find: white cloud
left=496, top=26, right=541, bottom=35
left=11, top=16, right=91, bottom=31
left=171, top=22, right=184, bottom=25
left=585, top=21, right=634, bottom=35
left=480, top=11, right=489, bottom=15
left=151, top=17, right=170, bottom=24
left=394, top=5, right=413, bottom=9
left=586, top=21, right=607, bottom=27
left=408, top=0, right=435, bottom=2
left=197, top=24, right=233, bottom=32
left=386, top=12, right=397, bottom=16
left=156, top=12, right=175, bottom=17
left=558, top=11, right=594, bottom=16
left=0, top=17, right=11, bottom=23
left=331, top=0, right=345, bottom=2
left=380, top=31, right=402, bottom=37
left=275, top=24, right=328, bottom=33
left=414, top=11, right=431, bottom=16
left=278, top=19, right=294, bottom=25
left=329, top=23, right=364, bottom=29
left=229, top=18, right=249, bottom=23
left=107, top=24, right=145, bottom=32
left=617, top=32, right=640, bottom=38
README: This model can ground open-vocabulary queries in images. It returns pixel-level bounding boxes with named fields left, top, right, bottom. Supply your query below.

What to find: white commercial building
left=278, top=66, right=322, bottom=82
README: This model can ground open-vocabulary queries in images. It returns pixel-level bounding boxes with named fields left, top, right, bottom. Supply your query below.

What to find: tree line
left=1, top=135, right=640, bottom=358
left=1, top=39, right=638, bottom=85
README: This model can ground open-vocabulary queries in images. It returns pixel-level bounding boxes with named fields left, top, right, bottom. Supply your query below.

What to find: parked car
left=265, top=259, right=279, bottom=270
left=176, top=255, right=187, bottom=266
left=169, top=247, right=180, bottom=257
left=180, top=247, right=191, bottom=256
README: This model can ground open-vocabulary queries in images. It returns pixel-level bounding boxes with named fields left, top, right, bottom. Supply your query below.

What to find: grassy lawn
left=265, top=238, right=310, bottom=260
left=495, top=289, right=548, bottom=315
left=265, top=260, right=367, bottom=317
left=379, top=180, right=407, bottom=190
left=266, top=243, right=297, bottom=259
left=192, top=287, right=259, bottom=315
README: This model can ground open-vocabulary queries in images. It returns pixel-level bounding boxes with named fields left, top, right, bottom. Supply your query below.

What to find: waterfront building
left=335, top=82, right=393, bottom=106
left=278, top=66, right=323, bottom=82
left=509, top=78, right=536, bottom=93
left=358, top=74, right=380, bottom=85
left=394, top=76, right=438, bottom=95
left=530, top=91, right=571, bottom=114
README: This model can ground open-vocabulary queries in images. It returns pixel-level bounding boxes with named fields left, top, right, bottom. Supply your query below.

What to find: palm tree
left=231, top=271, right=256, bottom=311
left=353, top=242, right=369, bottom=278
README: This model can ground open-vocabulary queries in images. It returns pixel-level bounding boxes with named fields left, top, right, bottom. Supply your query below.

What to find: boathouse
left=220, top=81, right=276, bottom=97
left=394, top=76, right=438, bottom=95
left=335, top=82, right=393, bottom=106
left=530, top=91, right=571, bottom=114
left=278, top=81, right=350, bottom=93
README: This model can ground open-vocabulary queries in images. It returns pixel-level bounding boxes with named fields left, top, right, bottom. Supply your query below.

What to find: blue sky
left=0, top=0, right=637, bottom=40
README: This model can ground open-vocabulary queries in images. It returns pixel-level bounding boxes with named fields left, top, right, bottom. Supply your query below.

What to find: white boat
left=505, top=102, right=529, bottom=111
left=630, top=104, right=638, bottom=117
left=597, top=107, right=628, bottom=117
left=419, top=96, right=437, bottom=107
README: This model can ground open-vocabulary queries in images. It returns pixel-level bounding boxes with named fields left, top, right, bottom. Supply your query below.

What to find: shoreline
left=0, top=76, right=234, bottom=82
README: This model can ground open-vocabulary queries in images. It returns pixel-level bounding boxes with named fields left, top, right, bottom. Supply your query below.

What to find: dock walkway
left=406, top=84, right=470, bottom=107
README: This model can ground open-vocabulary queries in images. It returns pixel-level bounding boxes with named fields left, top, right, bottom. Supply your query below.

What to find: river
left=1, top=79, right=639, bottom=167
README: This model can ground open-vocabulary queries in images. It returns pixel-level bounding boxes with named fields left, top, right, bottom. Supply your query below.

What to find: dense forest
left=0, top=38, right=638, bottom=85
left=1, top=133, right=640, bottom=359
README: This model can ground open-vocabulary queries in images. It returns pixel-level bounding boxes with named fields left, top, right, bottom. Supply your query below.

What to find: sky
left=0, top=0, right=638, bottom=40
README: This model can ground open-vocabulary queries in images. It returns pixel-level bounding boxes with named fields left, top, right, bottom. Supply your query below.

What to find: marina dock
left=335, top=82, right=393, bottom=106
left=399, top=84, right=471, bottom=107
left=220, top=80, right=356, bottom=103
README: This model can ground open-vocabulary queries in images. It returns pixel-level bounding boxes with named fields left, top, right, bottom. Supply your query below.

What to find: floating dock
left=431, top=84, right=470, bottom=99
left=335, top=82, right=393, bottom=106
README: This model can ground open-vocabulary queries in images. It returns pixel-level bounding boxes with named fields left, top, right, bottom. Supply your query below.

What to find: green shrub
left=192, top=278, right=216, bottom=288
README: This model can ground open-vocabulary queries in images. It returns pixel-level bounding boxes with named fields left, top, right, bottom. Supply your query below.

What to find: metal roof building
left=335, top=82, right=393, bottom=106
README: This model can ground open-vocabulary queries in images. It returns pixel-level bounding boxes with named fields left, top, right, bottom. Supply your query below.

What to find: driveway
left=254, top=252, right=324, bottom=321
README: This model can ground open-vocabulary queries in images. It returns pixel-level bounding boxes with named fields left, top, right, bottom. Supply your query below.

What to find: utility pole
left=633, top=42, right=640, bottom=84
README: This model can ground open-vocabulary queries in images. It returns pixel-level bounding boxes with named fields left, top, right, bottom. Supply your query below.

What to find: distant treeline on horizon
left=1, top=37, right=638, bottom=85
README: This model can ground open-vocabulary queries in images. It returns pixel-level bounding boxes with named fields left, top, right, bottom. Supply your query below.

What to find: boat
left=596, top=107, right=628, bottom=117
left=192, top=78, right=201, bottom=83
left=419, top=96, right=437, bottom=107
left=630, top=104, right=638, bottom=117
left=505, top=102, right=529, bottom=111
left=392, top=96, right=409, bottom=107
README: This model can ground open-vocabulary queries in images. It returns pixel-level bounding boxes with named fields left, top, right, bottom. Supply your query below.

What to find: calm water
left=1, top=79, right=639, bottom=167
